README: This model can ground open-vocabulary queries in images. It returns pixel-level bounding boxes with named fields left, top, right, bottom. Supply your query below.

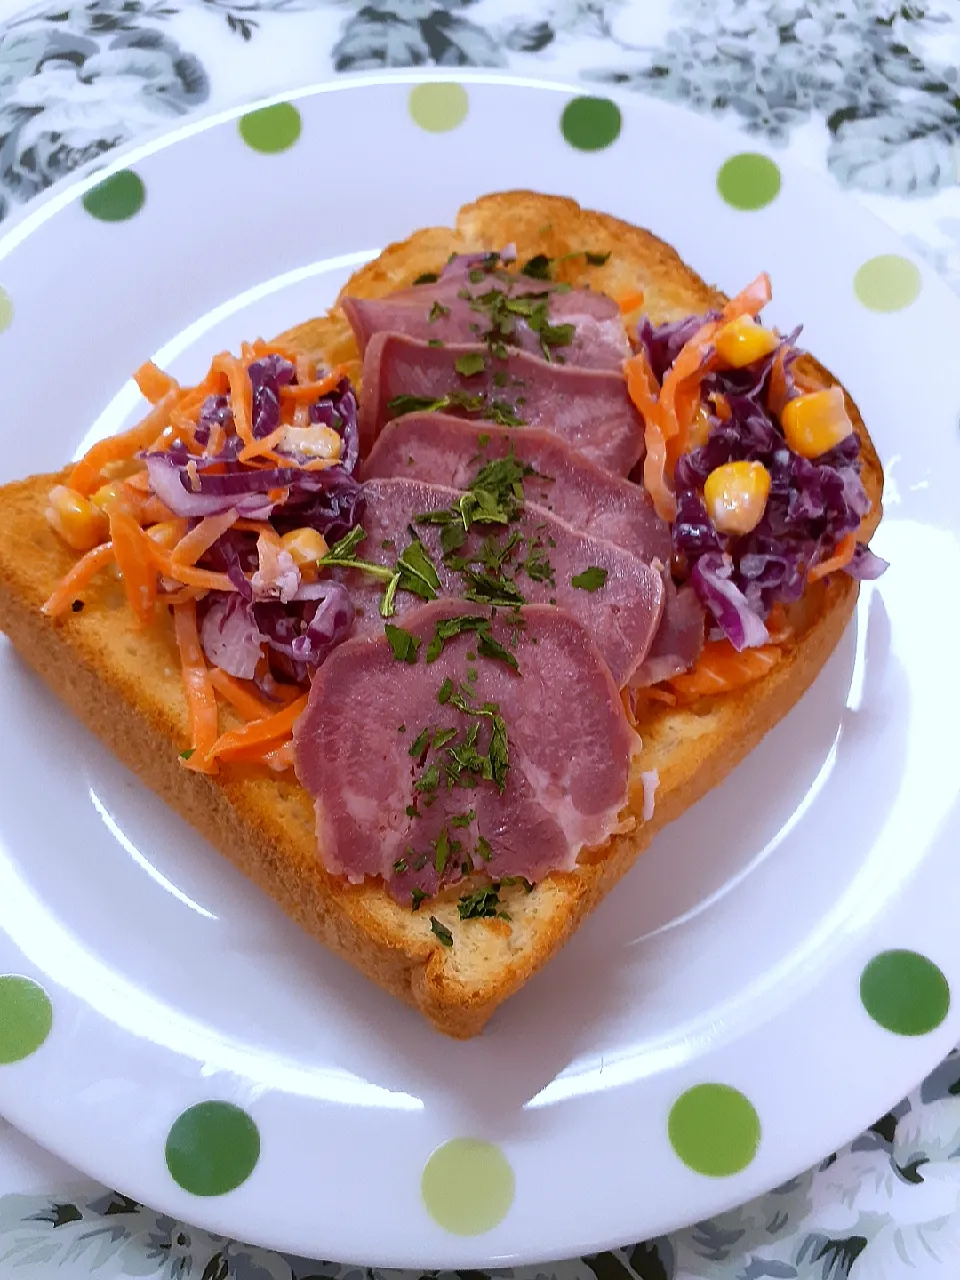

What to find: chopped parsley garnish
left=409, top=726, right=431, bottom=758
left=476, top=834, right=493, bottom=862
left=428, top=300, right=450, bottom=322
left=385, top=390, right=525, bottom=427
left=434, top=827, right=451, bottom=874
left=413, top=271, right=439, bottom=285
left=179, top=748, right=195, bottom=761
left=425, top=613, right=489, bottom=662
left=411, top=888, right=428, bottom=910
left=384, top=623, right=421, bottom=663
left=586, top=250, right=612, bottom=265
left=425, top=614, right=519, bottom=673
left=380, top=536, right=442, bottom=617
left=432, top=727, right=458, bottom=751
left=396, top=537, right=441, bottom=600
left=477, top=627, right=520, bottom=671
left=393, top=857, right=408, bottom=874
left=430, top=916, right=454, bottom=946
left=522, top=546, right=555, bottom=584
left=457, top=884, right=502, bottom=919
left=437, top=677, right=454, bottom=705
left=450, top=810, right=476, bottom=828
left=571, top=566, right=609, bottom=592
left=454, top=352, right=485, bottom=377
left=319, top=526, right=395, bottom=582
left=427, top=338, right=444, bottom=348
left=415, top=763, right=441, bottom=794
left=521, top=253, right=552, bottom=280
left=500, top=875, right=534, bottom=893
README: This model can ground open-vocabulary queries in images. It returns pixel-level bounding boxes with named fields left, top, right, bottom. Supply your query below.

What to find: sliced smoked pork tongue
left=293, top=600, right=639, bottom=903
left=341, top=278, right=629, bottom=372
left=344, top=476, right=664, bottom=689
left=631, top=580, right=706, bottom=688
left=360, top=413, right=672, bottom=565
left=357, top=333, right=643, bottom=476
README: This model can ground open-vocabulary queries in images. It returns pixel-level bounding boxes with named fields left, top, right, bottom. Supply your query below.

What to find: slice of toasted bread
left=0, top=192, right=883, bottom=1038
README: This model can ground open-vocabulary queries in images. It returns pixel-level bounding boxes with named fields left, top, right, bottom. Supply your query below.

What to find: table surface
left=1, top=0, right=959, bottom=1276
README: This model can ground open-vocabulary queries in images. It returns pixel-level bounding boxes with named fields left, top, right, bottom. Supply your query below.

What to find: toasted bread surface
left=0, top=193, right=883, bottom=1037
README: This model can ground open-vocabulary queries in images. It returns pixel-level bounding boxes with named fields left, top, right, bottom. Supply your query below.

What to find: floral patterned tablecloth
left=2, top=1, right=960, bottom=1276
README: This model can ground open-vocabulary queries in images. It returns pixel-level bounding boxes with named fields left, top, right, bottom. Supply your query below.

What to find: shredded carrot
left=70, top=389, right=180, bottom=495
left=42, top=542, right=115, bottom=616
left=107, top=508, right=157, bottom=626
left=712, top=394, right=732, bottom=422
left=139, top=496, right=177, bottom=525
left=159, top=586, right=208, bottom=607
left=765, top=601, right=792, bottom=643
left=213, top=354, right=254, bottom=450
left=667, top=640, right=782, bottom=699
left=209, top=669, right=276, bottom=721
left=134, top=361, right=179, bottom=405
left=624, top=347, right=676, bottom=522
left=170, top=509, right=238, bottom=569
left=173, top=601, right=219, bottom=772
left=152, top=551, right=236, bottom=593
left=200, top=694, right=308, bottom=766
left=663, top=274, right=774, bottom=463
left=617, top=291, right=645, bottom=316
left=263, top=741, right=295, bottom=772
left=626, top=274, right=775, bottom=519
left=279, top=369, right=343, bottom=403
left=809, top=533, right=856, bottom=582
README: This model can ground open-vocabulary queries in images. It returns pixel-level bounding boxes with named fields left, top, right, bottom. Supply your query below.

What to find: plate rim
left=0, top=69, right=958, bottom=1268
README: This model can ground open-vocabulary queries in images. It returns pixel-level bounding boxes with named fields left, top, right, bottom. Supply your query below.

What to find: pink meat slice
left=345, top=477, right=664, bottom=687
left=293, top=600, right=639, bottom=901
left=630, top=581, right=705, bottom=687
left=358, top=333, right=643, bottom=475
left=360, top=413, right=671, bottom=564
left=341, top=279, right=629, bottom=371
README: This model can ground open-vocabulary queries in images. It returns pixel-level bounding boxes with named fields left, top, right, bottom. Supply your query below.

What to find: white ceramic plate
left=0, top=73, right=958, bottom=1268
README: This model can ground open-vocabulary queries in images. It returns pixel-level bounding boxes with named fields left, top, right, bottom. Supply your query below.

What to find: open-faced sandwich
left=0, top=192, right=886, bottom=1038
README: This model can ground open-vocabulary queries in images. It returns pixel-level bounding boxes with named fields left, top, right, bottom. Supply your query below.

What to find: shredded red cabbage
left=200, top=595, right=264, bottom=680
left=250, top=355, right=296, bottom=439
left=147, top=358, right=365, bottom=685
left=641, top=317, right=887, bottom=650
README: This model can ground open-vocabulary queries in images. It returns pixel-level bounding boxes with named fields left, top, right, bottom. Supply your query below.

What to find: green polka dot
left=422, top=1138, right=514, bottom=1234
left=561, top=96, right=622, bottom=151
left=409, top=83, right=469, bottom=133
left=860, top=950, right=949, bottom=1036
left=82, top=170, right=145, bottom=222
left=854, top=254, right=922, bottom=312
left=238, top=103, right=302, bottom=154
left=716, top=153, right=782, bottom=211
left=668, top=1083, right=760, bottom=1177
left=165, top=1101, right=260, bottom=1196
left=0, top=287, right=11, bottom=335
left=0, top=976, right=52, bottom=1064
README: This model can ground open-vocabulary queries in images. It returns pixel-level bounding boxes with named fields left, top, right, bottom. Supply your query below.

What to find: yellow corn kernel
left=687, top=404, right=712, bottom=450
left=92, top=479, right=135, bottom=514
left=45, top=485, right=109, bottom=552
left=704, top=460, right=771, bottom=536
left=281, top=527, right=328, bottom=570
left=146, top=520, right=184, bottom=552
left=714, top=315, right=780, bottom=369
left=780, top=387, right=853, bottom=458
